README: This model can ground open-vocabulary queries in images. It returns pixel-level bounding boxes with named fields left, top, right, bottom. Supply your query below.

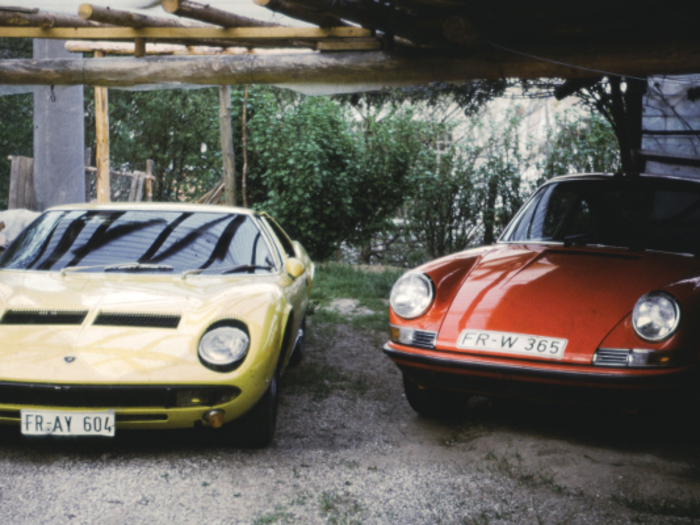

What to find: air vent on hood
left=93, top=312, right=181, bottom=329
left=0, top=309, right=88, bottom=325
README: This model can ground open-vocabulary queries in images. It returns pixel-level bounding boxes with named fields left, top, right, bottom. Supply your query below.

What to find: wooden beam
left=85, top=166, right=155, bottom=179
left=0, top=26, right=369, bottom=41
left=0, top=10, right=107, bottom=28
left=64, top=40, right=316, bottom=56
left=2, top=43, right=700, bottom=86
left=78, top=4, right=207, bottom=29
left=254, top=0, right=347, bottom=28
left=94, top=50, right=110, bottom=204
left=316, top=39, right=381, bottom=51
left=162, top=0, right=281, bottom=29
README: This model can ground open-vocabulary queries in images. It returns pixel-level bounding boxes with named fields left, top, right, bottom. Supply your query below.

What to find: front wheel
left=403, top=373, right=471, bottom=418
left=228, top=375, right=279, bottom=448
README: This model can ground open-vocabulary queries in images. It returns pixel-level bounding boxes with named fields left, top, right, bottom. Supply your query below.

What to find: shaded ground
left=0, top=320, right=699, bottom=524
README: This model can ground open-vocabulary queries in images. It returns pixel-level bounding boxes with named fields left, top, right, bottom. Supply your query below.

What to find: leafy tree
left=86, top=87, right=222, bottom=201
left=0, top=38, right=32, bottom=209
left=537, top=111, right=620, bottom=185
left=405, top=141, right=483, bottom=259
left=245, top=93, right=423, bottom=261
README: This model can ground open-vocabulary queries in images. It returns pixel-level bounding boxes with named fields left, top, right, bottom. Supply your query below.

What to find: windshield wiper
left=221, top=264, right=273, bottom=274
left=60, top=261, right=173, bottom=276
left=104, top=262, right=173, bottom=272
left=181, top=264, right=273, bottom=279
left=562, top=232, right=599, bottom=247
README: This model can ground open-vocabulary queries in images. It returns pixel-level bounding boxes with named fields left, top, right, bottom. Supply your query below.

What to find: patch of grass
left=318, top=490, right=364, bottom=525
left=312, top=263, right=404, bottom=306
left=612, top=495, right=700, bottom=520
left=350, top=312, right=389, bottom=332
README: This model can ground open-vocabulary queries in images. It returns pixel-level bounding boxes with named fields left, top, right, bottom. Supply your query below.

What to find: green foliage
left=246, top=93, right=422, bottom=261
left=537, top=111, right=620, bottom=185
left=311, top=263, right=403, bottom=305
left=86, top=87, right=223, bottom=202
left=405, top=141, right=482, bottom=258
left=0, top=39, right=33, bottom=209
left=478, top=115, right=525, bottom=245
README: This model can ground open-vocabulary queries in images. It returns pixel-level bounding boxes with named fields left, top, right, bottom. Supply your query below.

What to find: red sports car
left=384, top=173, right=700, bottom=417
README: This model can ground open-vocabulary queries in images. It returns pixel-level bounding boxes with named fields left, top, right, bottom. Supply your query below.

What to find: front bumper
left=383, top=343, right=698, bottom=408
left=0, top=381, right=247, bottom=430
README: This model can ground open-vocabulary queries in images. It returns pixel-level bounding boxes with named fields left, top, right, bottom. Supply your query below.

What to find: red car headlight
left=632, top=291, right=681, bottom=342
left=390, top=272, right=434, bottom=319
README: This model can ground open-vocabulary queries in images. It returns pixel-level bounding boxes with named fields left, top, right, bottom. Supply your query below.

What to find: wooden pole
left=84, top=147, right=92, bottom=201
left=219, top=85, right=236, bottom=207
left=145, top=159, right=153, bottom=202
left=162, top=0, right=281, bottom=28
left=94, top=50, right=110, bottom=203
left=241, top=85, right=248, bottom=209
left=78, top=4, right=206, bottom=29
left=0, top=10, right=107, bottom=28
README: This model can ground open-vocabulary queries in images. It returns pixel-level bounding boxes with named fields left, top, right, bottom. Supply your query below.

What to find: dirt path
left=0, top=321, right=698, bottom=524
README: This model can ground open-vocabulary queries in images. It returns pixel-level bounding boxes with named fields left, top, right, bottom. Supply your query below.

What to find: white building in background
left=642, top=75, right=700, bottom=179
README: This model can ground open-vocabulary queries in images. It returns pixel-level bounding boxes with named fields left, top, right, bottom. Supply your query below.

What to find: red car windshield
left=500, top=177, right=700, bottom=255
left=0, top=210, right=276, bottom=273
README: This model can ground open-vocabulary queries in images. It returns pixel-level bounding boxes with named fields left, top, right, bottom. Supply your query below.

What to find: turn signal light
left=203, top=409, right=224, bottom=429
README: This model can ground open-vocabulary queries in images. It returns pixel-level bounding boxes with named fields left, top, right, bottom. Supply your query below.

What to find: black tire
left=402, top=373, right=471, bottom=418
left=286, top=317, right=306, bottom=369
left=229, top=375, right=279, bottom=448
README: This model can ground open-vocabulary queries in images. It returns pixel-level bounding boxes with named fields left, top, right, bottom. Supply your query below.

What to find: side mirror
left=284, top=258, right=304, bottom=279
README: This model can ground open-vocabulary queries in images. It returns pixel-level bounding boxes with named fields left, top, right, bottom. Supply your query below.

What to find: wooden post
left=8, top=155, right=35, bottom=210
left=84, top=147, right=92, bottom=201
left=145, top=159, right=154, bottom=202
left=241, top=84, right=248, bottom=209
left=134, top=37, right=146, bottom=57
left=219, top=85, right=236, bottom=206
left=94, top=50, right=110, bottom=203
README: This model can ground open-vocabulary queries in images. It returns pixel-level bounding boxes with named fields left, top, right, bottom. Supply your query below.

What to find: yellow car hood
left=0, top=270, right=287, bottom=384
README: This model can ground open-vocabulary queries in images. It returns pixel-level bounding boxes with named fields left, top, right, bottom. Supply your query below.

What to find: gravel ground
left=0, top=321, right=699, bottom=524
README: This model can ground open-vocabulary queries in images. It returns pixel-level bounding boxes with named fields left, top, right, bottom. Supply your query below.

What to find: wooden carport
left=0, top=0, right=699, bottom=203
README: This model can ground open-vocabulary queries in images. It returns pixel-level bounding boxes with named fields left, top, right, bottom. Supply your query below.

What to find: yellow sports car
left=0, top=203, right=313, bottom=447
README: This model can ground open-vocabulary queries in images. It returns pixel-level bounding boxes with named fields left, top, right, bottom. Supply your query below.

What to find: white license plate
left=456, top=329, right=567, bottom=359
left=20, top=410, right=115, bottom=437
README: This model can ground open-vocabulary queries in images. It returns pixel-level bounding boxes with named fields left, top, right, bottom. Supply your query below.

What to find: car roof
left=547, top=172, right=700, bottom=184
left=45, top=202, right=256, bottom=215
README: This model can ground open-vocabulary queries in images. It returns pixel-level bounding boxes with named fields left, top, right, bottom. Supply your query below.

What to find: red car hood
left=435, top=244, right=700, bottom=364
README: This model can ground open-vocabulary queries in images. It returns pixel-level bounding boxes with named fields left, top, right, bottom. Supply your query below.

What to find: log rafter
left=0, top=10, right=109, bottom=28
left=2, top=41, right=700, bottom=88
left=162, top=0, right=282, bottom=29
left=78, top=4, right=210, bottom=29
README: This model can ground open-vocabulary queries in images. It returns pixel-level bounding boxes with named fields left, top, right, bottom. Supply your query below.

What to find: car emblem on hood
left=64, top=356, right=76, bottom=363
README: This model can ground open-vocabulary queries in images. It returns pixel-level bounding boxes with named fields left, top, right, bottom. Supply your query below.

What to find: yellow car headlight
left=198, top=324, right=250, bottom=372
